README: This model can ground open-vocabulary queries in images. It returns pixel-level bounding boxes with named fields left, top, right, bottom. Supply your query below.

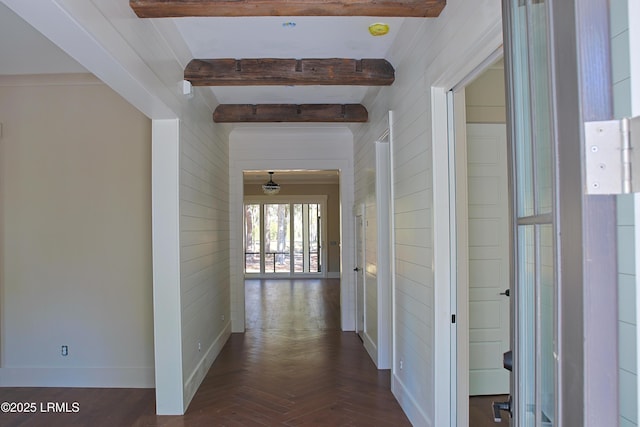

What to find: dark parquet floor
left=0, top=279, right=412, bottom=427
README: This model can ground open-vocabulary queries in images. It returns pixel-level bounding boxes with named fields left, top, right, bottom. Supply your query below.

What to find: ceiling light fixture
left=368, top=23, right=389, bottom=36
left=262, top=171, right=281, bottom=195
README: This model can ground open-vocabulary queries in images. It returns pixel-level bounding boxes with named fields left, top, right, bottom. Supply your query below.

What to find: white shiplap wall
left=352, top=1, right=503, bottom=424
left=179, top=116, right=231, bottom=407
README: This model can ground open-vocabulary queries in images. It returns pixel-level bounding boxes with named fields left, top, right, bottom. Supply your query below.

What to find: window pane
left=264, top=204, right=290, bottom=273
left=530, top=2, right=553, bottom=215
left=518, top=224, right=536, bottom=427
left=293, top=204, right=303, bottom=272
left=309, top=204, right=320, bottom=272
left=244, top=204, right=260, bottom=273
left=540, top=224, right=555, bottom=423
left=512, top=2, right=534, bottom=218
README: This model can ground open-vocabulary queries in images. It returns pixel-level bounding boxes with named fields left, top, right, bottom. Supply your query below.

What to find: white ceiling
left=174, top=16, right=403, bottom=59
left=244, top=170, right=340, bottom=185
left=0, top=2, right=86, bottom=75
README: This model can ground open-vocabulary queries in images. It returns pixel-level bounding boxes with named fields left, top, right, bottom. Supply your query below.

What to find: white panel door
left=467, top=123, right=510, bottom=395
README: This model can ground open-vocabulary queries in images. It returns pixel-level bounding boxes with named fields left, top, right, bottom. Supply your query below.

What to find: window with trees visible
left=244, top=198, right=324, bottom=275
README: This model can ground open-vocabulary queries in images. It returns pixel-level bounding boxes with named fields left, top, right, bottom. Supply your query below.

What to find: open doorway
left=242, top=170, right=340, bottom=279
left=450, top=55, right=511, bottom=426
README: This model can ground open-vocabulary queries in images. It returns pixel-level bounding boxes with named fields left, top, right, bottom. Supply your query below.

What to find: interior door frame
left=445, top=48, right=506, bottom=426
left=431, top=23, right=504, bottom=426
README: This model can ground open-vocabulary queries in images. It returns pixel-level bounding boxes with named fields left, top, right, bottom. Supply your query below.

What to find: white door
left=355, top=212, right=365, bottom=337
left=467, top=123, right=510, bottom=395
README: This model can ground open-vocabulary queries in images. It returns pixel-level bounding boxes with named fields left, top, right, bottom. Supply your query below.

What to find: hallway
left=0, top=279, right=411, bottom=426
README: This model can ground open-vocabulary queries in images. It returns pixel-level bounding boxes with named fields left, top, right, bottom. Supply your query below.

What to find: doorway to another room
left=451, top=56, right=511, bottom=426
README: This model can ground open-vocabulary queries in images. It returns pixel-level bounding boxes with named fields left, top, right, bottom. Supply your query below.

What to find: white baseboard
left=363, top=332, right=379, bottom=367
left=0, top=366, right=154, bottom=388
left=182, top=321, right=232, bottom=409
left=392, top=373, right=432, bottom=427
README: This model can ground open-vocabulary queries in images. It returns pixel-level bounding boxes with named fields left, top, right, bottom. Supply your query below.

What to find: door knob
left=492, top=396, right=512, bottom=422
left=503, top=350, right=513, bottom=371
left=354, top=267, right=360, bottom=272
left=500, top=289, right=510, bottom=297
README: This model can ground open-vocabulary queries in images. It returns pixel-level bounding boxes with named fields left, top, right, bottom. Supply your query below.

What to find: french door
left=505, top=0, right=556, bottom=424
left=502, top=0, right=618, bottom=425
left=244, top=197, right=326, bottom=277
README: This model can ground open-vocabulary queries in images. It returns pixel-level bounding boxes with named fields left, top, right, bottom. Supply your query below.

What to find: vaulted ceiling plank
left=213, top=104, right=368, bottom=122
left=185, top=58, right=395, bottom=86
left=130, top=0, right=446, bottom=18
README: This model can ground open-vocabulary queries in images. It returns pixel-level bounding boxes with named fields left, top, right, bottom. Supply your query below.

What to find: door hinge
left=585, top=116, right=640, bottom=194
left=451, top=314, right=456, bottom=324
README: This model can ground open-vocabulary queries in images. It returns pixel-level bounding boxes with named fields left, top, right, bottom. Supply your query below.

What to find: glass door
left=264, top=204, right=291, bottom=273
left=502, top=0, right=619, bottom=424
left=244, top=198, right=326, bottom=276
left=504, top=0, right=557, bottom=424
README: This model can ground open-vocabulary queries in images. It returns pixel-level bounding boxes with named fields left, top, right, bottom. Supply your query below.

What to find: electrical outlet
left=399, top=359, right=403, bottom=370
left=198, top=342, right=202, bottom=352
left=61, top=345, right=68, bottom=357
left=221, top=314, right=225, bottom=321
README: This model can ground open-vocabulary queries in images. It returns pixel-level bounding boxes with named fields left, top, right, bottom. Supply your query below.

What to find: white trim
left=451, top=88, right=470, bottom=427
left=389, top=110, right=398, bottom=384
left=432, top=86, right=453, bottom=427
left=375, top=140, right=392, bottom=369
left=0, top=367, right=154, bottom=388
left=151, top=119, right=184, bottom=415
left=363, top=331, right=379, bottom=366
left=392, top=373, right=433, bottom=427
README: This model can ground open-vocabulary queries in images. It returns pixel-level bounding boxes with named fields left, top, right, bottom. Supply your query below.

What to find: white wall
left=229, top=126, right=354, bottom=332
left=0, top=74, right=154, bottom=387
left=352, top=1, right=503, bottom=425
left=179, top=115, right=231, bottom=407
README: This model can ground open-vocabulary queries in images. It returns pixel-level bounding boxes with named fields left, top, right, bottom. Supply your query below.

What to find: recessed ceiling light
left=282, top=21, right=297, bottom=28
left=368, top=23, right=389, bottom=36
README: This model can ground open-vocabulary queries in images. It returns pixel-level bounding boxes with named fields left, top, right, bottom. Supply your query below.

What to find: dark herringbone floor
left=0, top=279, right=412, bottom=426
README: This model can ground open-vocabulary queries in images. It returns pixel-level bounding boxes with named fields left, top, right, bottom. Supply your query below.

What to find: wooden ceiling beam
left=213, top=104, right=368, bottom=122
left=185, top=58, right=394, bottom=86
left=130, top=0, right=446, bottom=18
